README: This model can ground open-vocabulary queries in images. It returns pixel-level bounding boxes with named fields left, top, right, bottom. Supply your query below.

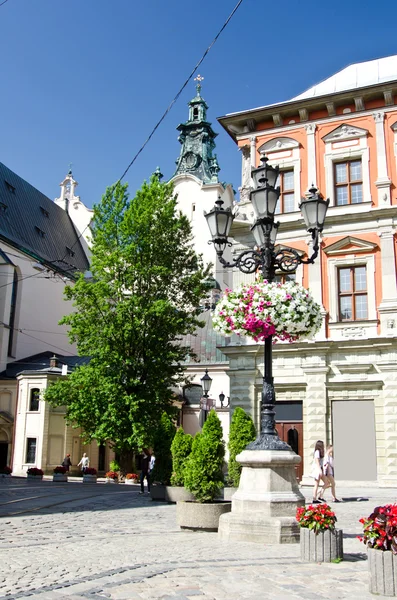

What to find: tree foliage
left=184, top=410, right=225, bottom=503
left=45, top=178, right=210, bottom=466
left=227, top=407, right=256, bottom=487
left=151, top=412, right=176, bottom=484
left=170, top=427, right=193, bottom=487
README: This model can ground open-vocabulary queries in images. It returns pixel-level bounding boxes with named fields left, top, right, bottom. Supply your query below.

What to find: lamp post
left=199, top=368, right=213, bottom=425
left=205, top=156, right=329, bottom=452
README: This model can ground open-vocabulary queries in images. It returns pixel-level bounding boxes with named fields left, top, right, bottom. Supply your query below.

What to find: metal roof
left=292, top=55, right=397, bottom=101
left=0, top=351, right=90, bottom=379
left=0, top=162, right=89, bottom=275
left=181, top=310, right=230, bottom=365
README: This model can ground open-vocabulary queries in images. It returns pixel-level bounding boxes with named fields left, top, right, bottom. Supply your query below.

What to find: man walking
left=140, top=449, right=151, bottom=494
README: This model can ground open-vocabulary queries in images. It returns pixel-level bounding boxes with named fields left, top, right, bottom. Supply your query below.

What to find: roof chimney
left=50, top=355, right=58, bottom=368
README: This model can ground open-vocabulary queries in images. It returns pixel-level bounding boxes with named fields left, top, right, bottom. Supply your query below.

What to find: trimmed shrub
left=184, top=409, right=225, bottom=503
left=170, top=427, right=193, bottom=486
left=109, top=460, right=120, bottom=472
left=228, top=407, right=256, bottom=487
left=151, top=412, right=176, bottom=484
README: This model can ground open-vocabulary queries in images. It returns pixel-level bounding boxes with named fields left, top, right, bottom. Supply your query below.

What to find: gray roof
left=0, top=162, right=89, bottom=275
left=181, top=311, right=230, bottom=365
left=0, top=351, right=90, bottom=379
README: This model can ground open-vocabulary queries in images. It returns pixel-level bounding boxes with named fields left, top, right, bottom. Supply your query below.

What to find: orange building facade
left=219, top=57, right=397, bottom=486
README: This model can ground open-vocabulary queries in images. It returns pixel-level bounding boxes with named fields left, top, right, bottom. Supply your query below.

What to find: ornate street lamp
left=204, top=157, right=329, bottom=451
left=199, top=369, right=213, bottom=426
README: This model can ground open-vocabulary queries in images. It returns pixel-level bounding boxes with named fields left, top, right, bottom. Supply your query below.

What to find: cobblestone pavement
left=0, top=477, right=396, bottom=600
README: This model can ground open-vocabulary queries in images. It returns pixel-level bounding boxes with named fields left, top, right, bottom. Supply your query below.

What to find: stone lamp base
left=218, top=449, right=305, bottom=544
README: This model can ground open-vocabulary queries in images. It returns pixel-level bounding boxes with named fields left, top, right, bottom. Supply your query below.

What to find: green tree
left=45, top=177, right=210, bottom=472
left=170, top=427, right=193, bottom=486
left=151, top=412, right=176, bottom=484
left=227, top=407, right=256, bottom=487
left=184, top=410, right=225, bottom=503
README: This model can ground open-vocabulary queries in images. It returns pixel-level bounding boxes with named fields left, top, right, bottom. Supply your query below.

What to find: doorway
left=332, top=400, right=377, bottom=481
left=0, top=443, right=8, bottom=469
left=275, top=400, right=303, bottom=482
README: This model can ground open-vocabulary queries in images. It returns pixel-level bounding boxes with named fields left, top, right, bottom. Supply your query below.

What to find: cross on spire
left=194, top=74, right=204, bottom=95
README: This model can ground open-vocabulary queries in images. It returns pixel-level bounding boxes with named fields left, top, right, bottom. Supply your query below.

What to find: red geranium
left=126, top=473, right=138, bottom=480
left=84, top=467, right=97, bottom=475
left=53, top=466, right=67, bottom=474
left=296, top=504, right=337, bottom=534
left=106, top=471, right=118, bottom=480
left=359, top=504, right=397, bottom=554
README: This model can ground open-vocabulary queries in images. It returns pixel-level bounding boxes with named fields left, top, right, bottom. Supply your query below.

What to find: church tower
left=174, top=75, right=221, bottom=183
left=170, top=76, right=235, bottom=293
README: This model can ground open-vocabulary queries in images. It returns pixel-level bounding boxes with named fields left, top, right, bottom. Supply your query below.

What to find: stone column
left=307, top=235, right=326, bottom=340
left=305, top=123, right=317, bottom=191
left=376, top=363, right=397, bottom=487
left=250, top=135, right=256, bottom=170
left=238, top=144, right=251, bottom=205
left=378, top=228, right=397, bottom=336
left=301, top=363, right=329, bottom=486
left=373, top=111, right=391, bottom=206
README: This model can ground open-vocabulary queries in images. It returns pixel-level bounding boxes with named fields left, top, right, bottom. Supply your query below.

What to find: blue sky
left=1, top=0, right=397, bottom=208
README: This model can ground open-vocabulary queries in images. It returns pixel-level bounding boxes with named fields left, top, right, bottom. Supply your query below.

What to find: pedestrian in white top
left=319, top=445, right=341, bottom=503
left=311, top=440, right=326, bottom=504
left=77, top=452, right=90, bottom=473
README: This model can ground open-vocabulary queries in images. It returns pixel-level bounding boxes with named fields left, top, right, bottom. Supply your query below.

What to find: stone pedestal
left=218, top=449, right=305, bottom=544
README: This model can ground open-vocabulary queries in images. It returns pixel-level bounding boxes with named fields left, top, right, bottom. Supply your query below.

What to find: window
left=338, top=266, right=367, bottom=320
left=0, top=202, right=7, bottom=213
left=5, top=181, right=15, bottom=194
left=35, top=226, right=45, bottom=238
left=275, top=170, right=295, bottom=214
left=274, top=272, right=296, bottom=284
left=26, top=438, right=37, bottom=463
left=193, top=107, right=199, bottom=119
left=40, top=206, right=49, bottom=218
left=65, top=246, right=75, bottom=257
left=334, top=160, right=363, bottom=206
left=29, top=388, right=40, bottom=411
left=7, top=270, right=18, bottom=357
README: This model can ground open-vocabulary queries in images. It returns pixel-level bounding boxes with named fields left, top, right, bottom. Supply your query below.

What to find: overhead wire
left=117, top=0, right=244, bottom=183
left=0, top=0, right=10, bottom=6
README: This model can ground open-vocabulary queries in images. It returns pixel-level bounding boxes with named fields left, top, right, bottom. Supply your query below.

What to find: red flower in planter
left=53, top=466, right=67, bottom=474
left=125, top=473, right=138, bottom=480
left=27, top=467, right=43, bottom=476
left=0, top=466, right=12, bottom=474
left=84, top=467, right=97, bottom=475
left=359, top=504, right=397, bottom=554
left=106, top=471, right=118, bottom=480
left=296, top=504, right=337, bottom=534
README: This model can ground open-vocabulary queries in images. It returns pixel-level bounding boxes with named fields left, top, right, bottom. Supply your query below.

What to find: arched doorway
left=0, top=429, right=9, bottom=469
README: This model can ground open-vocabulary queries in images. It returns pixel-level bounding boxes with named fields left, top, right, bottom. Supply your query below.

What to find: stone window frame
left=28, top=387, right=40, bottom=412
left=258, top=137, right=301, bottom=213
left=327, top=255, right=376, bottom=323
left=323, top=126, right=371, bottom=207
left=25, top=436, right=38, bottom=464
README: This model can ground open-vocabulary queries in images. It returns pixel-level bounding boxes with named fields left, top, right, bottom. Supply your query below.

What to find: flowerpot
left=106, top=478, right=118, bottom=484
left=165, top=486, right=195, bottom=503
left=177, top=501, right=232, bottom=532
left=52, top=474, right=68, bottom=482
left=83, top=474, right=97, bottom=484
left=27, top=474, right=43, bottom=481
left=368, top=547, right=397, bottom=596
left=150, top=484, right=166, bottom=501
left=300, top=527, right=343, bottom=563
left=125, top=479, right=138, bottom=486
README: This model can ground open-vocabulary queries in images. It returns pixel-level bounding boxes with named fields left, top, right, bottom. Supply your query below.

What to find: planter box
left=300, top=527, right=343, bottom=563
left=368, top=547, right=397, bottom=596
left=52, top=474, right=68, bottom=482
left=165, top=486, right=195, bottom=503
left=150, top=484, right=166, bottom=501
left=0, top=473, right=11, bottom=478
left=27, top=474, right=43, bottom=481
left=106, top=478, right=118, bottom=483
left=177, top=501, right=231, bottom=532
left=125, top=479, right=138, bottom=486
left=83, top=474, right=97, bottom=484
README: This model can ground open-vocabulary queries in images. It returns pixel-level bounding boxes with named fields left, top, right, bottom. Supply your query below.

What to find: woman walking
left=319, top=445, right=341, bottom=502
left=311, top=440, right=326, bottom=504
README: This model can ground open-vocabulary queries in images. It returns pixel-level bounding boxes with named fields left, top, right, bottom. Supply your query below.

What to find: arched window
left=193, top=107, right=199, bottom=120
left=7, top=270, right=18, bottom=357
left=287, top=427, right=299, bottom=455
left=29, top=388, right=40, bottom=412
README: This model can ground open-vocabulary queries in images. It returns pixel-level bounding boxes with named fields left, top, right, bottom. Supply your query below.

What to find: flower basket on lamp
left=359, top=504, right=397, bottom=596
left=106, top=470, right=118, bottom=483
left=53, top=465, right=68, bottom=482
left=213, top=280, right=322, bottom=343
left=296, top=504, right=343, bottom=562
left=27, top=467, right=43, bottom=480
left=83, top=467, right=97, bottom=484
